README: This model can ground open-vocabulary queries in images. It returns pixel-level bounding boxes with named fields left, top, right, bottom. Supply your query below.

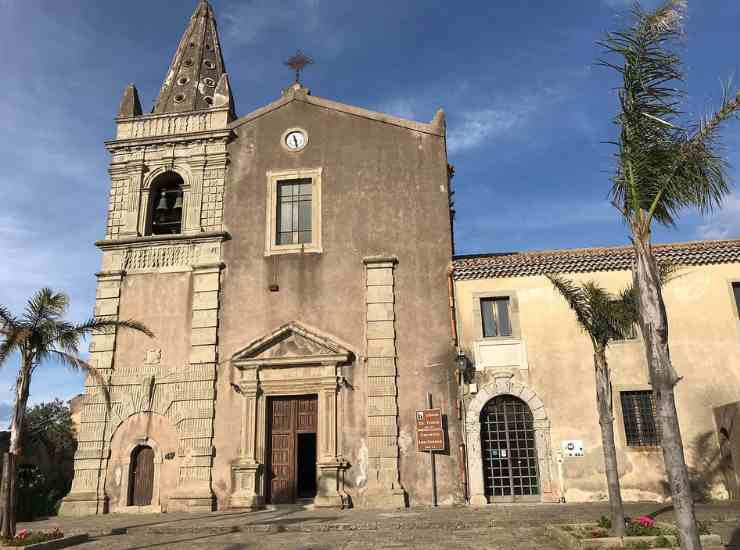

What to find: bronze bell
left=173, top=194, right=183, bottom=209
left=156, top=192, right=169, bottom=211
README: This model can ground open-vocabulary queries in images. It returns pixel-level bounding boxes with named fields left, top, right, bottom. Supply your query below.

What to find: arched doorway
left=128, top=446, right=155, bottom=506
left=480, top=395, right=539, bottom=502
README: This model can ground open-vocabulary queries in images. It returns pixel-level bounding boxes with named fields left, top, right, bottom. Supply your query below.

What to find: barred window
left=276, top=179, right=312, bottom=245
left=620, top=390, right=661, bottom=447
left=481, top=297, right=512, bottom=338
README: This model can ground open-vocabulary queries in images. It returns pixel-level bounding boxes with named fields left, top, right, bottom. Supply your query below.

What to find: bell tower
left=61, top=0, right=234, bottom=516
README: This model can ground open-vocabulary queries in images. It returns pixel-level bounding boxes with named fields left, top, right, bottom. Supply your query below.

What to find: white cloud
left=374, top=98, right=419, bottom=121
left=447, top=87, right=564, bottom=154
left=696, top=192, right=740, bottom=240
left=222, top=0, right=323, bottom=46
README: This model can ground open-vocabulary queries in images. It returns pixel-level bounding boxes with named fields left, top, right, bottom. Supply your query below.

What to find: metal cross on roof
left=284, top=51, right=313, bottom=84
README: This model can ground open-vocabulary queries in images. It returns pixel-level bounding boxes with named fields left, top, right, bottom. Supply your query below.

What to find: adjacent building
left=60, top=1, right=740, bottom=515
left=454, top=241, right=740, bottom=504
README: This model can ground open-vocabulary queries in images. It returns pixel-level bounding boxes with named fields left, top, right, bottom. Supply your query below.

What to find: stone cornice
left=96, top=231, right=229, bottom=251
left=230, top=91, right=445, bottom=137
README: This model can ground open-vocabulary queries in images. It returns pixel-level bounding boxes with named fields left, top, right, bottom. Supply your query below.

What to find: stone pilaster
left=59, top=271, right=124, bottom=516
left=362, top=256, right=406, bottom=507
left=167, top=264, right=221, bottom=512
left=230, top=368, right=264, bottom=509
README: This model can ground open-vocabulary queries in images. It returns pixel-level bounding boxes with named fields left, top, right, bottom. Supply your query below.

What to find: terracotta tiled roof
left=453, top=239, right=740, bottom=280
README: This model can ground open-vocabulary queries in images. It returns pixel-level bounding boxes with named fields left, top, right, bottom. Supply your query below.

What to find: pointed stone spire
left=118, top=84, right=142, bottom=118
left=213, top=73, right=235, bottom=116
left=153, top=0, right=229, bottom=115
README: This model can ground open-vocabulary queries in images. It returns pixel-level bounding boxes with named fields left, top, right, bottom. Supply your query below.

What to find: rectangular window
left=481, top=297, right=512, bottom=338
left=620, top=390, right=661, bottom=447
left=733, top=282, right=740, bottom=317
left=276, top=179, right=312, bottom=246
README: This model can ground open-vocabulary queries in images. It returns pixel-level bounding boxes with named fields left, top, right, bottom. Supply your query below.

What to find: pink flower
left=15, top=529, right=29, bottom=540
left=633, top=516, right=655, bottom=527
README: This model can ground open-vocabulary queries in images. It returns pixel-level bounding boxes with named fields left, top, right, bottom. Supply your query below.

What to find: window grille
left=733, top=282, right=740, bottom=317
left=481, top=297, right=512, bottom=337
left=276, top=179, right=312, bottom=245
left=620, top=390, right=661, bottom=447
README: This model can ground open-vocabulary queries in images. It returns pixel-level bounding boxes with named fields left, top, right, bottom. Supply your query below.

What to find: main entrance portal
left=267, top=395, right=318, bottom=504
left=480, top=395, right=540, bottom=502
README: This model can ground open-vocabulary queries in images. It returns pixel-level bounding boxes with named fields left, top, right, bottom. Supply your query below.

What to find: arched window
left=147, top=172, right=184, bottom=235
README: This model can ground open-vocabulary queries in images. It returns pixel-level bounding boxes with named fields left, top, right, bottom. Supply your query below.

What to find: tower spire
left=153, top=0, right=230, bottom=115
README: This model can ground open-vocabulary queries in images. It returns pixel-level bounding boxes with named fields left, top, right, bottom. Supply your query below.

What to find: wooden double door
left=267, top=395, right=318, bottom=504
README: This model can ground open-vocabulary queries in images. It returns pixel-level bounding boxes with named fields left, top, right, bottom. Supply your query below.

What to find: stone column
left=362, top=256, right=406, bottom=507
left=315, top=371, right=344, bottom=508
left=59, top=271, right=124, bottom=516
left=230, top=367, right=264, bottom=509
left=168, top=264, right=221, bottom=512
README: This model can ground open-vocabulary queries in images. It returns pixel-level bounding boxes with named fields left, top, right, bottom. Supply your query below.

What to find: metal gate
left=480, top=395, right=539, bottom=502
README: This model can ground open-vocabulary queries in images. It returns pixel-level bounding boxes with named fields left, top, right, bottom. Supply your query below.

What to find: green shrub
left=653, top=535, right=671, bottom=547
left=597, top=515, right=612, bottom=529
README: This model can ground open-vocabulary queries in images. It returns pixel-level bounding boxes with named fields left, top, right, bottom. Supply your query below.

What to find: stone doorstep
left=0, top=534, right=89, bottom=550
left=546, top=523, right=724, bottom=549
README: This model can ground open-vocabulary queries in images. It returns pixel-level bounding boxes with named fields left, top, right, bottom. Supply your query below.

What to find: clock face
left=285, top=130, right=307, bottom=151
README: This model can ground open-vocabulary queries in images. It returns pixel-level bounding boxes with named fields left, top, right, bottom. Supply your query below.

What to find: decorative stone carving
left=145, top=349, right=162, bottom=365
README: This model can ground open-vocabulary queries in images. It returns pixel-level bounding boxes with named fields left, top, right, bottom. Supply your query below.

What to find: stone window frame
left=725, top=278, right=740, bottom=324
left=613, top=383, right=662, bottom=453
left=472, top=291, right=522, bottom=341
left=264, top=168, right=323, bottom=256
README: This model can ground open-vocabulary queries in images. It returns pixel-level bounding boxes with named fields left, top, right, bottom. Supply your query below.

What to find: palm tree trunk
left=594, top=347, right=625, bottom=537
left=1, top=359, right=31, bottom=538
left=632, top=225, right=701, bottom=550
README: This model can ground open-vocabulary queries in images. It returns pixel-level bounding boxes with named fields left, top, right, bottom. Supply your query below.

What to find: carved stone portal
left=230, top=321, right=353, bottom=508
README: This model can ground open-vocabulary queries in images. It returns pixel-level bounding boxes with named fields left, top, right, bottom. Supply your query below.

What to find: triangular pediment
left=231, top=321, right=352, bottom=366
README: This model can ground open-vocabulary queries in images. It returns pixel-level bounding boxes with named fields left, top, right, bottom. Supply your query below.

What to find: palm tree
left=548, top=275, right=636, bottom=537
left=0, top=289, right=151, bottom=537
left=600, top=2, right=740, bottom=548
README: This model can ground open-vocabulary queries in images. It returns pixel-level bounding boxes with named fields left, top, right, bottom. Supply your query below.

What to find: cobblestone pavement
left=17, top=502, right=740, bottom=549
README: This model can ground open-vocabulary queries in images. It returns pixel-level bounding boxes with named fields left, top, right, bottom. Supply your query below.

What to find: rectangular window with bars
left=481, top=297, right=513, bottom=338
left=276, top=179, right=312, bottom=246
left=620, top=390, right=661, bottom=447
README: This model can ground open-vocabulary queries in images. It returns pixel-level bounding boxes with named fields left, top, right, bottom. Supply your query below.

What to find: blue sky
left=1, top=0, right=739, bottom=421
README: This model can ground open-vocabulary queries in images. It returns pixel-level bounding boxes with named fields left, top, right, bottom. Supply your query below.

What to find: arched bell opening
left=147, top=171, right=184, bottom=235
left=480, top=395, right=540, bottom=502
left=128, top=445, right=155, bottom=506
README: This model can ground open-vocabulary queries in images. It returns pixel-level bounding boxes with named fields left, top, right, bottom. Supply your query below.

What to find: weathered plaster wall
left=212, top=98, right=462, bottom=507
left=115, top=273, right=192, bottom=371
left=455, top=263, right=740, bottom=502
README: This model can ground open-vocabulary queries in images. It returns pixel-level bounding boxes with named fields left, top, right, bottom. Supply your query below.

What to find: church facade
left=61, top=2, right=740, bottom=515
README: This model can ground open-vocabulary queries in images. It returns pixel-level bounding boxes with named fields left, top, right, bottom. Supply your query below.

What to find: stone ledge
left=546, top=523, right=724, bottom=549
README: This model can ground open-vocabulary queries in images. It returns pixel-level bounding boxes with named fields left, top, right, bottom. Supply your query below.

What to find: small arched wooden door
left=480, top=395, right=540, bottom=502
left=129, top=446, right=155, bottom=506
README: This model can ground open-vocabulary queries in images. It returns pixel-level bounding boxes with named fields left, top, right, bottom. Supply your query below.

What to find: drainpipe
left=448, top=264, right=470, bottom=503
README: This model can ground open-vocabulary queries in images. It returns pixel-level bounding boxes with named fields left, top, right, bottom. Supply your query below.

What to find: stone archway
left=465, top=378, right=555, bottom=505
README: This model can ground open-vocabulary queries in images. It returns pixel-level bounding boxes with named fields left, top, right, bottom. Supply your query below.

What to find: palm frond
left=24, top=288, right=69, bottom=328
left=547, top=275, right=593, bottom=335
left=600, top=2, right=739, bottom=230
left=0, top=305, right=17, bottom=332
left=0, top=327, right=28, bottom=368
left=47, top=350, right=111, bottom=409
left=73, top=317, right=154, bottom=339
